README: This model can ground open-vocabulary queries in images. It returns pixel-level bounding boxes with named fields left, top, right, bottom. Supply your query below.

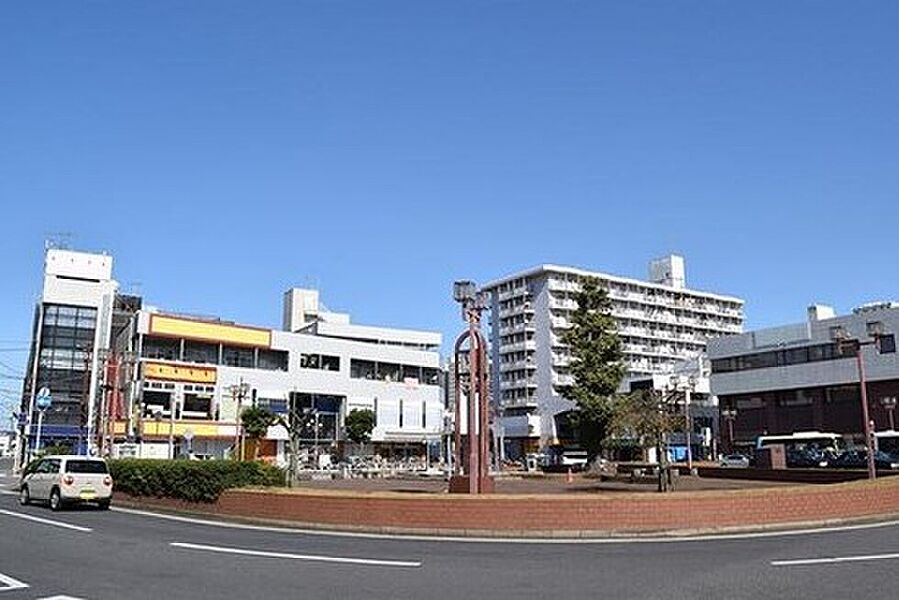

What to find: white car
left=19, top=455, right=113, bottom=511
left=720, top=454, right=751, bottom=468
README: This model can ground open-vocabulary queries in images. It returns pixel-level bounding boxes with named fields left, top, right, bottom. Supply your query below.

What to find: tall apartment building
left=481, top=255, right=744, bottom=459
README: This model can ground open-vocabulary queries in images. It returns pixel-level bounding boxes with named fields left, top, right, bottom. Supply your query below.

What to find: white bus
left=755, top=431, right=845, bottom=453
left=874, top=431, right=899, bottom=456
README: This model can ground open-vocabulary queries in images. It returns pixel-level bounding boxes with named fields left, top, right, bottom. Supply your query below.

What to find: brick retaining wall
left=116, top=475, right=899, bottom=537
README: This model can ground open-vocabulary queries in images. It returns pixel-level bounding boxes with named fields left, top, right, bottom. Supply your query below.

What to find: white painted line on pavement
left=36, top=596, right=86, bottom=599
left=772, top=552, right=899, bottom=567
left=0, top=572, right=29, bottom=592
left=112, top=505, right=899, bottom=545
left=0, top=509, right=92, bottom=533
left=170, top=541, right=422, bottom=568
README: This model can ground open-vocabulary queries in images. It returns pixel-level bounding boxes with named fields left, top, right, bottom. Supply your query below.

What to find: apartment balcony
left=497, top=287, right=531, bottom=302
left=547, top=278, right=580, bottom=293
left=548, top=297, right=577, bottom=311
left=551, top=353, right=570, bottom=366
left=618, top=325, right=649, bottom=337
left=499, top=359, right=536, bottom=372
left=503, top=340, right=537, bottom=353
left=550, top=335, right=569, bottom=348
left=550, top=316, right=570, bottom=330
left=551, top=373, right=574, bottom=387
left=500, top=378, right=538, bottom=391
left=500, top=322, right=533, bottom=336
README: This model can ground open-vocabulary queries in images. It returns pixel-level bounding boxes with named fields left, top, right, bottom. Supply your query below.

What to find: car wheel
left=49, top=488, right=63, bottom=512
left=18, top=485, right=30, bottom=506
left=97, top=499, right=111, bottom=511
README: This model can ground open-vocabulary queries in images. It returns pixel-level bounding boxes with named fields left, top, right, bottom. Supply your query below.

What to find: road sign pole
left=35, top=409, right=45, bottom=454
left=34, top=387, right=52, bottom=458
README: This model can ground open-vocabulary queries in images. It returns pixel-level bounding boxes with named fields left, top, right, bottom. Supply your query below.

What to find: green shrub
left=109, top=459, right=285, bottom=503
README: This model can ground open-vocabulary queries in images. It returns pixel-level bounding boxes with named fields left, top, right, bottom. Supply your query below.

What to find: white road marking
left=0, top=509, right=92, bottom=533
left=772, top=552, right=899, bottom=567
left=37, top=596, right=87, bottom=599
left=0, top=572, right=29, bottom=592
left=111, top=505, right=899, bottom=545
left=170, top=541, right=422, bottom=568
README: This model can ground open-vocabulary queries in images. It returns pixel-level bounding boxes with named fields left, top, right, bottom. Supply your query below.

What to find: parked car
left=831, top=449, right=899, bottom=470
left=786, top=448, right=829, bottom=468
left=719, top=454, right=750, bottom=468
left=19, top=455, right=113, bottom=511
left=585, top=457, right=618, bottom=480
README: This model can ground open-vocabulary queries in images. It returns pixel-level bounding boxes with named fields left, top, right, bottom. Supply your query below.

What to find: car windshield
left=65, top=460, right=108, bottom=474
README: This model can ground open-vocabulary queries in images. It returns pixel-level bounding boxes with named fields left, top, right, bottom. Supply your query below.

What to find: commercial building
left=19, top=248, right=444, bottom=466
left=708, top=303, right=899, bottom=453
left=108, top=288, right=443, bottom=463
left=481, top=255, right=744, bottom=459
left=17, top=248, right=126, bottom=464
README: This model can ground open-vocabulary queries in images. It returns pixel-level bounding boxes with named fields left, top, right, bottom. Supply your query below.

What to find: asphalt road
left=1, top=467, right=898, bottom=599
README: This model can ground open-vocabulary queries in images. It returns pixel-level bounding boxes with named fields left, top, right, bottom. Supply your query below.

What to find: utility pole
left=229, top=380, right=249, bottom=460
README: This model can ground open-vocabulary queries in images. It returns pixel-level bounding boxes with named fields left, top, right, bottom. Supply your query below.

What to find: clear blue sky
left=2, top=2, right=898, bottom=419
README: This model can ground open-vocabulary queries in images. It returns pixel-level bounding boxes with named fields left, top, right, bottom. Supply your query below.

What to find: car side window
left=25, top=460, right=43, bottom=475
left=45, top=459, right=61, bottom=474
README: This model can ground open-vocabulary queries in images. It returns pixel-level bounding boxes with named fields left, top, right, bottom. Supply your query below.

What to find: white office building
left=113, top=288, right=444, bottom=465
left=18, top=248, right=120, bottom=465
left=481, top=255, right=744, bottom=458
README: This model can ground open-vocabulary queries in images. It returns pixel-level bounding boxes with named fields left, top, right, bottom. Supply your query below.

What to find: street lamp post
left=881, top=396, right=897, bottom=431
left=831, top=323, right=893, bottom=480
left=668, top=375, right=697, bottom=471
left=449, top=280, right=493, bottom=494
left=721, top=407, right=738, bottom=454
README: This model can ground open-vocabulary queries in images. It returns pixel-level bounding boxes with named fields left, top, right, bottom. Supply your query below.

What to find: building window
left=350, top=359, right=376, bottom=379
left=399, top=399, right=404, bottom=428
left=377, top=363, right=400, bottom=382
left=422, top=368, right=440, bottom=386
left=258, top=349, right=289, bottom=371
left=183, top=392, right=213, bottom=418
left=401, top=365, right=421, bottom=383
left=300, top=353, right=339, bottom=371
left=421, top=401, right=427, bottom=428
left=142, top=337, right=180, bottom=361
left=184, top=341, right=218, bottom=364
left=223, top=346, right=255, bottom=368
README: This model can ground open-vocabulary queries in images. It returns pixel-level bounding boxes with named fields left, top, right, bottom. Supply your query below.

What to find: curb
left=111, top=495, right=899, bottom=541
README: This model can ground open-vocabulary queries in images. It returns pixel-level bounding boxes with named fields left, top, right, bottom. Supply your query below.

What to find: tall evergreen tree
left=560, top=276, right=626, bottom=458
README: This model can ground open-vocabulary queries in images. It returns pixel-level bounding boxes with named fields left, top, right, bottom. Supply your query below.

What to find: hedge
left=109, top=459, right=285, bottom=503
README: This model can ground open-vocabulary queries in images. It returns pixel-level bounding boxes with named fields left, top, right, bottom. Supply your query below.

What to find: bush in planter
left=109, top=459, right=285, bottom=503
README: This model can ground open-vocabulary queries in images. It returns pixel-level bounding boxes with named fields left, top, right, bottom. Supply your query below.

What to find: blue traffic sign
left=36, top=386, right=52, bottom=410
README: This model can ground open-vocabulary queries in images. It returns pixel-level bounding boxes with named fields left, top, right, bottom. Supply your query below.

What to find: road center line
left=170, top=542, right=422, bottom=568
left=0, top=509, right=92, bottom=533
left=772, top=552, right=899, bottom=567
left=0, top=572, right=29, bottom=592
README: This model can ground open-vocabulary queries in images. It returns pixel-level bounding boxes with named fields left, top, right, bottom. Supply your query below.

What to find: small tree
left=608, top=390, right=683, bottom=492
left=345, top=408, right=376, bottom=456
left=559, top=277, right=626, bottom=459
left=240, top=406, right=277, bottom=460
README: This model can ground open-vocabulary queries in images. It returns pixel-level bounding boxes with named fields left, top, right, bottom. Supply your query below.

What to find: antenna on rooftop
left=45, top=232, right=75, bottom=250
